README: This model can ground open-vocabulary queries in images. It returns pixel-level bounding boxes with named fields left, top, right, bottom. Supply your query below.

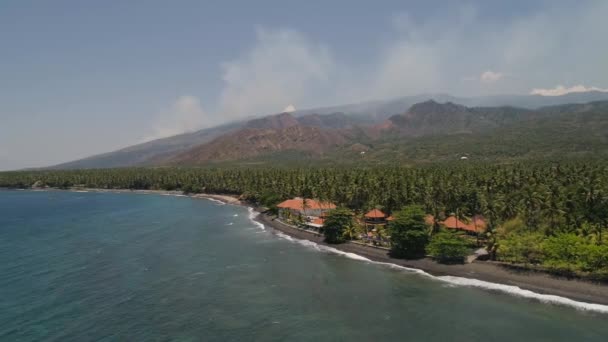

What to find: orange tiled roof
left=386, top=215, right=395, bottom=221
left=442, top=215, right=487, bottom=233
left=425, top=214, right=486, bottom=233
left=277, top=198, right=337, bottom=211
left=365, top=209, right=387, bottom=218
left=311, top=217, right=325, bottom=225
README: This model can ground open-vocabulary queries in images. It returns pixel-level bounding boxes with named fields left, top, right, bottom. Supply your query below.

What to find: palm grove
left=1, top=161, right=607, bottom=279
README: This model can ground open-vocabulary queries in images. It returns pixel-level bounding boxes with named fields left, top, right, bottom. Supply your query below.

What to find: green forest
left=1, top=161, right=607, bottom=279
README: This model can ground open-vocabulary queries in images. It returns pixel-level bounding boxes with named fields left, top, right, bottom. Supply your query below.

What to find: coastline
left=5, top=187, right=608, bottom=309
left=254, top=213, right=608, bottom=308
left=21, top=187, right=245, bottom=206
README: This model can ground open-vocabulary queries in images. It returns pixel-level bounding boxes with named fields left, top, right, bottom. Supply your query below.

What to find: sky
left=1, top=0, right=607, bottom=170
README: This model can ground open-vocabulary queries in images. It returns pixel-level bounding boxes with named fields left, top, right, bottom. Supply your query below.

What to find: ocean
left=1, top=190, right=607, bottom=341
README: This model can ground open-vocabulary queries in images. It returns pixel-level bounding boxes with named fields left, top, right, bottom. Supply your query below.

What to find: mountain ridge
left=48, top=92, right=608, bottom=169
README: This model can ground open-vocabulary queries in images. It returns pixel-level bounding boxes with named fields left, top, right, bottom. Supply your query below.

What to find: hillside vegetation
left=46, top=93, right=608, bottom=169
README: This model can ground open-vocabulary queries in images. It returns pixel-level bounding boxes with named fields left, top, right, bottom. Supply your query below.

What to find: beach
left=254, top=212, right=608, bottom=307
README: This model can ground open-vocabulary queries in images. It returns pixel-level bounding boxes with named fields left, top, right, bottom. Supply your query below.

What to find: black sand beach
left=255, top=212, right=608, bottom=306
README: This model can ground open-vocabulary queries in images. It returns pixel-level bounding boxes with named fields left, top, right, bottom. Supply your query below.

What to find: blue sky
left=1, top=0, right=607, bottom=170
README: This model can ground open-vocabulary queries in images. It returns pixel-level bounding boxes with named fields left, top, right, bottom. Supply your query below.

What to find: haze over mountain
left=48, top=92, right=608, bottom=169
left=3, top=1, right=608, bottom=170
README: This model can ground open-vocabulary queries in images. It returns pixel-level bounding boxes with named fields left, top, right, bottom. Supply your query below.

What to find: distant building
left=363, top=209, right=394, bottom=231
left=426, top=214, right=486, bottom=234
left=277, top=197, right=336, bottom=221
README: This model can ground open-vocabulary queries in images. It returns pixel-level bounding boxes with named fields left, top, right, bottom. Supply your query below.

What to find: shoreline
left=254, top=214, right=608, bottom=308
left=5, top=187, right=608, bottom=309
left=16, top=187, right=245, bottom=206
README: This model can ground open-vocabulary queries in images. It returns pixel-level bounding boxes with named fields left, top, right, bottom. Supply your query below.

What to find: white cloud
left=144, top=95, right=207, bottom=141
left=217, top=28, right=333, bottom=119
left=530, top=85, right=608, bottom=96
left=283, top=104, right=296, bottom=113
left=370, top=42, right=442, bottom=99
left=146, top=2, right=608, bottom=137
left=210, top=3, right=608, bottom=121
left=480, top=71, right=504, bottom=83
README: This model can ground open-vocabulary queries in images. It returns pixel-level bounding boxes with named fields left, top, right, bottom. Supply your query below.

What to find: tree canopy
left=426, top=231, right=470, bottom=264
left=388, top=205, right=429, bottom=258
left=323, top=207, right=354, bottom=244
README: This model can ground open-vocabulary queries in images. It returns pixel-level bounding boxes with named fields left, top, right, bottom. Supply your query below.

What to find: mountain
left=169, top=124, right=358, bottom=164
left=48, top=121, right=243, bottom=169
left=49, top=92, right=608, bottom=169
left=166, top=111, right=368, bottom=164
left=292, top=91, right=608, bottom=122
left=296, top=112, right=356, bottom=129
left=383, top=100, right=535, bottom=136
left=245, top=112, right=300, bottom=129
left=167, top=100, right=608, bottom=165
left=340, top=100, right=608, bottom=164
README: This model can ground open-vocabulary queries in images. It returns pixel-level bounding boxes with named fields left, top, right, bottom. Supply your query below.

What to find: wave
left=205, top=198, right=226, bottom=205
left=274, top=231, right=375, bottom=262
left=271, top=229, right=608, bottom=314
left=437, top=276, right=608, bottom=314
left=247, top=207, right=265, bottom=231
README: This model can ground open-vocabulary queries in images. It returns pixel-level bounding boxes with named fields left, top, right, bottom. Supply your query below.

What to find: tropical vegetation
left=426, top=231, right=470, bottom=264
left=388, top=205, right=429, bottom=258
left=1, top=160, right=607, bottom=278
left=322, top=208, right=355, bottom=244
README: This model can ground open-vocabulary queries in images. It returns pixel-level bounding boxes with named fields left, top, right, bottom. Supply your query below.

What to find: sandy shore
left=47, top=187, right=245, bottom=205
left=255, top=213, right=608, bottom=306
left=190, top=193, right=243, bottom=205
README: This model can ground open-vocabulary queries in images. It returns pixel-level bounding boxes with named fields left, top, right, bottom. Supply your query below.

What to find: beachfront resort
left=275, top=197, right=487, bottom=249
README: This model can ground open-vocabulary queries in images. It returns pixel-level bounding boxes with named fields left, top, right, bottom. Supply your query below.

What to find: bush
left=496, top=232, right=545, bottom=264
left=579, top=243, right=608, bottom=272
left=541, top=234, right=584, bottom=272
left=427, top=231, right=470, bottom=264
left=496, top=231, right=608, bottom=279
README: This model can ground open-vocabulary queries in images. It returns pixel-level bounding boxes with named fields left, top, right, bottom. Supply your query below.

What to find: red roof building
left=364, top=209, right=387, bottom=219
left=277, top=198, right=336, bottom=211
left=277, top=197, right=336, bottom=221
left=426, top=214, right=487, bottom=233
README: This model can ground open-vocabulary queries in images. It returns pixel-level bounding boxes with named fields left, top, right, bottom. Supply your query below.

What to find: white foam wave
left=206, top=198, right=226, bottom=205
left=275, top=231, right=295, bottom=241
left=226, top=222, right=234, bottom=226
left=436, top=276, right=608, bottom=314
left=233, top=214, right=239, bottom=217
left=274, top=231, right=371, bottom=262
left=247, top=207, right=265, bottom=231
left=271, top=230, right=608, bottom=314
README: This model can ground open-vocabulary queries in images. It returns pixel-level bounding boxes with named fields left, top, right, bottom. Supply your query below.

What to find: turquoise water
left=0, top=190, right=607, bottom=341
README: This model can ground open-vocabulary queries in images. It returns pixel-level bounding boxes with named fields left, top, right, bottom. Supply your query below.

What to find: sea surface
left=1, top=190, right=607, bottom=341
